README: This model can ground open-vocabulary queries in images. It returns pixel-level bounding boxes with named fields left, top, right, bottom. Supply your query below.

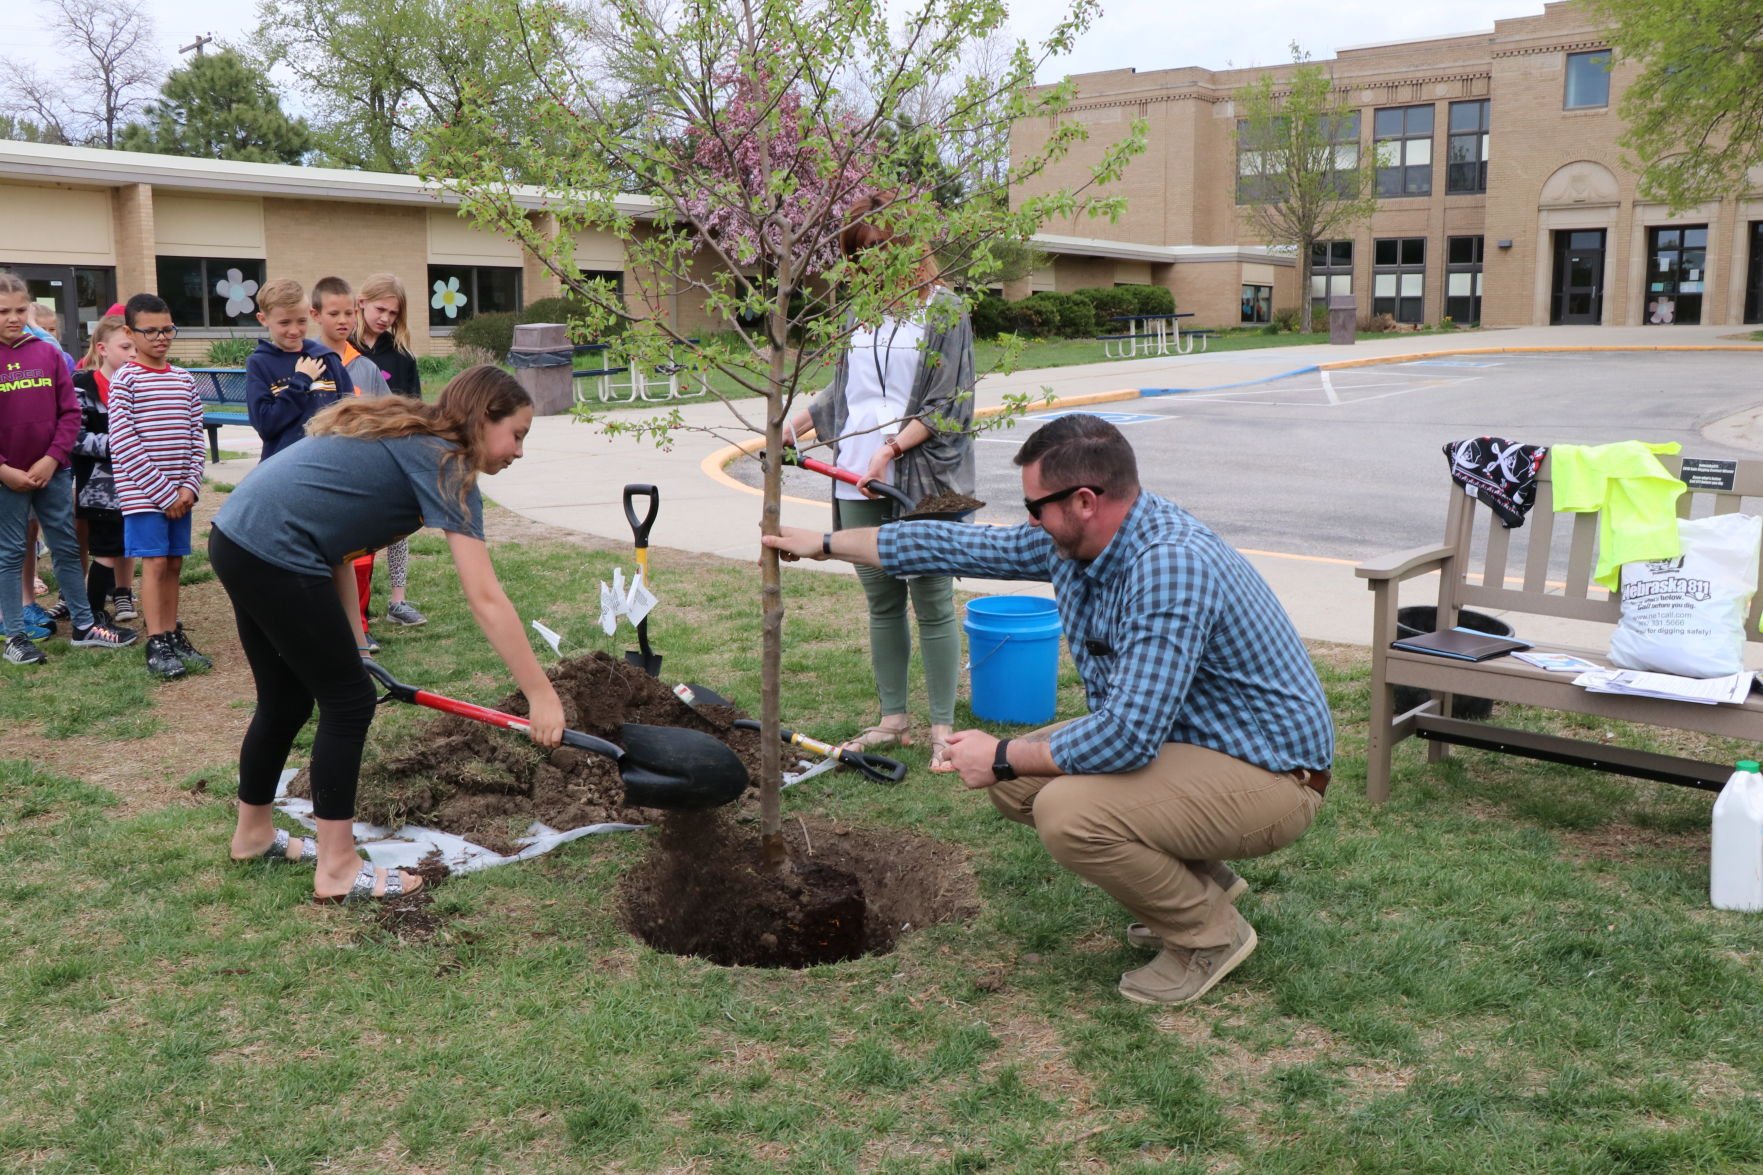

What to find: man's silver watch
left=992, top=738, right=1016, bottom=782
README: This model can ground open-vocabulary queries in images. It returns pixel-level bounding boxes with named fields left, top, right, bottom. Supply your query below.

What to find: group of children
left=0, top=269, right=430, bottom=678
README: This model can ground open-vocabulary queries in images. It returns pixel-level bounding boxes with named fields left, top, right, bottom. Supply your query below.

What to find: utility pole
left=178, top=33, right=215, bottom=57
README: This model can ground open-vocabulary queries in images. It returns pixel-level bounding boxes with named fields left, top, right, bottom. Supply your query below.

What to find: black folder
left=1390, top=626, right=1532, bottom=662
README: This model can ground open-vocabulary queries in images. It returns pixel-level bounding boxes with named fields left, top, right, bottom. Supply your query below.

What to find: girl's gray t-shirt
left=213, top=433, right=483, bottom=576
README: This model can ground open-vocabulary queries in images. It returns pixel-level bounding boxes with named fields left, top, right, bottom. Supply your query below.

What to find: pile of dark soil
left=912, top=491, right=985, bottom=518
left=291, top=653, right=765, bottom=854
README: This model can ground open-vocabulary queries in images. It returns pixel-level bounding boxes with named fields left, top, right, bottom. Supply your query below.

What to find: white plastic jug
left=1711, top=759, right=1763, bottom=912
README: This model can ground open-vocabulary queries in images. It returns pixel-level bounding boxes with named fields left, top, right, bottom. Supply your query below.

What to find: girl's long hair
left=79, top=315, right=126, bottom=370
left=305, top=365, right=531, bottom=511
left=351, top=272, right=413, bottom=355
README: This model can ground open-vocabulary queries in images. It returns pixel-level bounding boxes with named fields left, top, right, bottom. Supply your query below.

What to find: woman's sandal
left=232, top=828, right=318, bottom=865
left=313, top=863, right=423, bottom=905
left=840, top=723, right=914, bottom=753
left=928, top=735, right=957, bottom=774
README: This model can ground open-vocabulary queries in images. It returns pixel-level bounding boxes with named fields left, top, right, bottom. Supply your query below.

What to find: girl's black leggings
left=209, top=525, right=378, bottom=821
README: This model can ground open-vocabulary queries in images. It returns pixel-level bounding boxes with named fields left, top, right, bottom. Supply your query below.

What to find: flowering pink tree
left=426, top=0, right=1144, bottom=863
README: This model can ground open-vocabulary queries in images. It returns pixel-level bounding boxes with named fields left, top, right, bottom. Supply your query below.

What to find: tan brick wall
left=111, top=184, right=155, bottom=302
left=1012, top=0, right=1763, bottom=328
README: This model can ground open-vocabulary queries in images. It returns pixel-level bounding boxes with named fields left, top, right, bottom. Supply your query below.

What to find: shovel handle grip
left=623, top=484, right=659, bottom=552
left=792, top=455, right=916, bottom=514
left=733, top=719, right=907, bottom=784
left=363, top=661, right=625, bottom=760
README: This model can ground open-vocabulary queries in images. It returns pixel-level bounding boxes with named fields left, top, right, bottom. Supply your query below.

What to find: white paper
left=1513, top=651, right=1601, bottom=673
left=598, top=580, right=621, bottom=635
left=624, top=572, right=658, bottom=627
left=1572, top=668, right=1755, bottom=706
left=531, top=620, right=564, bottom=656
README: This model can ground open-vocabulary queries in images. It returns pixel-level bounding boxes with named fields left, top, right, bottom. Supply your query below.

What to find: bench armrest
left=1356, top=543, right=1454, bottom=583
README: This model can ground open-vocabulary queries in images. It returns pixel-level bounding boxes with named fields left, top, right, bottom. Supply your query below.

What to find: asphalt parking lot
left=739, top=352, right=1763, bottom=564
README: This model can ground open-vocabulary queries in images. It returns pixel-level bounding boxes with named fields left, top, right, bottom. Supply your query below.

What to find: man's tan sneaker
left=1126, top=863, right=1248, bottom=950
left=1118, top=910, right=1258, bottom=1006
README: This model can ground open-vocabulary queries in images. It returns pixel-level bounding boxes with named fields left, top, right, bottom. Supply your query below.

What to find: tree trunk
left=1298, top=244, right=1314, bottom=334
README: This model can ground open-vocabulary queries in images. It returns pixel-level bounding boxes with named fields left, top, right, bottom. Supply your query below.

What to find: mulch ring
left=290, top=652, right=767, bottom=855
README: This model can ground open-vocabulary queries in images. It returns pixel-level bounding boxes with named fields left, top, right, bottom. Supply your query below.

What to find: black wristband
left=992, top=738, right=1016, bottom=782
left=822, top=532, right=833, bottom=557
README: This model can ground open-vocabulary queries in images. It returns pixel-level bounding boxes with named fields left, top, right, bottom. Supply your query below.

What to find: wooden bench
left=1358, top=451, right=1763, bottom=803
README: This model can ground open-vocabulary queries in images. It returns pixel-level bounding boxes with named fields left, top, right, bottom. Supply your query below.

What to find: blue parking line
left=1139, top=365, right=1322, bottom=396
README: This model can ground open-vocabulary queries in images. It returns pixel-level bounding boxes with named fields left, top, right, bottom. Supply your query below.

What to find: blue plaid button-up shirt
left=877, top=490, right=1334, bottom=777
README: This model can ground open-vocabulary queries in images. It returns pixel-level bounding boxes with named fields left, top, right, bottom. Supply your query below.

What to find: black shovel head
left=617, top=722, right=749, bottom=810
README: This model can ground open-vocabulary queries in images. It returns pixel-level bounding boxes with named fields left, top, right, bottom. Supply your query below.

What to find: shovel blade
left=625, top=650, right=664, bottom=677
left=617, top=722, right=748, bottom=810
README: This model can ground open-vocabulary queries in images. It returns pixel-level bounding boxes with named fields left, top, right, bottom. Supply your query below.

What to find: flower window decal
left=432, top=276, right=469, bottom=319
left=215, top=268, right=259, bottom=318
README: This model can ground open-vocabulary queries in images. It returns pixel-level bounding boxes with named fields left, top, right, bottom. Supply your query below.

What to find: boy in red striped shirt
left=110, top=293, right=211, bottom=680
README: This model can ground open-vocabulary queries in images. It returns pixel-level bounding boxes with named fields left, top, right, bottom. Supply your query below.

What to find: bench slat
left=1521, top=484, right=1556, bottom=592
left=1482, top=515, right=1512, bottom=588
left=1563, top=511, right=1598, bottom=599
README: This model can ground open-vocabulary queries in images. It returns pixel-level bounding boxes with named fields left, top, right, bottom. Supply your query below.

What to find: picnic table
left=1099, top=312, right=1207, bottom=358
left=571, top=340, right=711, bottom=405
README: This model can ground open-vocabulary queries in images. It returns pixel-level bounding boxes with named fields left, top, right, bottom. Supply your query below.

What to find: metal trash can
left=1328, top=294, right=1356, bottom=346
left=1392, top=606, right=1515, bottom=720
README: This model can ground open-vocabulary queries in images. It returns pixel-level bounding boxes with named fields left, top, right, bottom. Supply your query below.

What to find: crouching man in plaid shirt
left=765, top=414, right=1334, bottom=1006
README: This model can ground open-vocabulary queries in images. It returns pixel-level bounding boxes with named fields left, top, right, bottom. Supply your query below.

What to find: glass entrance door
left=1746, top=222, right=1763, bottom=324
left=1551, top=230, right=1605, bottom=325
left=1644, top=225, right=1707, bottom=325
left=0, top=263, right=116, bottom=355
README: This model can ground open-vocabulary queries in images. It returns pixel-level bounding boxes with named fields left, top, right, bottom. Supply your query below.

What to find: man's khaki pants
left=989, top=737, right=1322, bottom=951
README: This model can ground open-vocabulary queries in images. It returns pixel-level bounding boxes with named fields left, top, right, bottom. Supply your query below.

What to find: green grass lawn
left=7, top=513, right=1761, bottom=1172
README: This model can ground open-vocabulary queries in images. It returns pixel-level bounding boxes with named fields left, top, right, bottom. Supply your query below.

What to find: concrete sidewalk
left=209, top=324, right=1763, bottom=649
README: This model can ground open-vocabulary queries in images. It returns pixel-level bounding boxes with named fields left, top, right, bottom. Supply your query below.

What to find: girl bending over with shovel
left=209, top=365, right=564, bottom=903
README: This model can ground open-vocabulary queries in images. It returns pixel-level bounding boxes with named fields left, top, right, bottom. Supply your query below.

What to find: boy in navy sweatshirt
left=0, top=273, right=136, bottom=664
left=245, top=277, right=350, bottom=461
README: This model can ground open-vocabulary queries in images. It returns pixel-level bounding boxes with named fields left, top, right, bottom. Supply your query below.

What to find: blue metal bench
left=188, top=368, right=250, bottom=461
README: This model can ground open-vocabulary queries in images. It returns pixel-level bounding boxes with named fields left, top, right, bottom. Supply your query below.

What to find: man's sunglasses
left=1024, top=484, right=1105, bottom=520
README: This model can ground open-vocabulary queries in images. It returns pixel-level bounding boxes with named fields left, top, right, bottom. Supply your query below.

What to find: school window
left=1446, top=236, right=1484, bottom=325
left=1373, top=237, right=1426, bottom=324
left=1235, top=116, right=1285, bottom=205
left=1446, top=101, right=1490, bottom=194
left=1241, top=284, right=1272, bottom=324
left=427, top=265, right=522, bottom=328
left=1373, top=104, right=1433, bottom=197
left=1565, top=50, right=1612, bottom=110
left=1309, top=239, right=1354, bottom=313
left=155, top=257, right=267, bottom=328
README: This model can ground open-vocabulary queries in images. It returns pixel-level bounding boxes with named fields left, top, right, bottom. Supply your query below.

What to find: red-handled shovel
left=363, top=660, right=747, bottom=811
left=782, top=451, right=975, bottom=521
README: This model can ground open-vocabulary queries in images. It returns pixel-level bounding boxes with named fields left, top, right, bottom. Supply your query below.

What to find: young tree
left=1233, top=51, right=1377, bottom=333
left=119, top=49, right=312, bottom=164
left=3, top=0, right=162, bottom=148
left=425, top=0, right=1143, bottom=865
left=1591, top=0, right=1763, bottom=209
left=252, top=0, right=563, bottom=174
left=0, top=114, right=65, bottom=144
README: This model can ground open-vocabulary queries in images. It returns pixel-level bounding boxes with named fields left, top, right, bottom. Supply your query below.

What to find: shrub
left=450, top=311, right=517, bottom=359
left=1260, top=322, right=1281, bottom=336
left=1002, top=293, right=1057, bottom=338
left=1361, top=312, right=1399, bottom=333
left=969, top=293, right=1009, bottom=339
left=1049, top=293, right=1097, bottom=338
left=452, top=344, right=500, bottom=370
left=519, top=296, right=595, bottom=327
left=202, top=337, right=256, bottom=367
left=1071, top=286, right=1137, bottom=323
left=416, top=354, right=456, bottom=380
left=1121, top=284, right=1175, bottom=315
left=1272, top=307, right=1301, bottom=334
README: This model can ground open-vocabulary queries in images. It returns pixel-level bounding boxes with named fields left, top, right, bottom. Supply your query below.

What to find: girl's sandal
left=840, top=723, right=914, bottom=753
left=928, top=736, right=957, bottom=774
left=232, top=828, right=318, bottom=865
left=313, top=863, right=423, bottom=905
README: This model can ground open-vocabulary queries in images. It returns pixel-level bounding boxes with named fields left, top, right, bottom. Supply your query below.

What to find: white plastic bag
left=1609, top=513, right=1761, bottom=678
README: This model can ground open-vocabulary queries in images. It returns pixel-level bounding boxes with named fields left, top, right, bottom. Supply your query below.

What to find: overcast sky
left=2, top=0, right=1550, bottom=110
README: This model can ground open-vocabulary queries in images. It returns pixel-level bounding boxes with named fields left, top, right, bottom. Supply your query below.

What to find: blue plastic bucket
left=964, top=596, right=1064, bottom=725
